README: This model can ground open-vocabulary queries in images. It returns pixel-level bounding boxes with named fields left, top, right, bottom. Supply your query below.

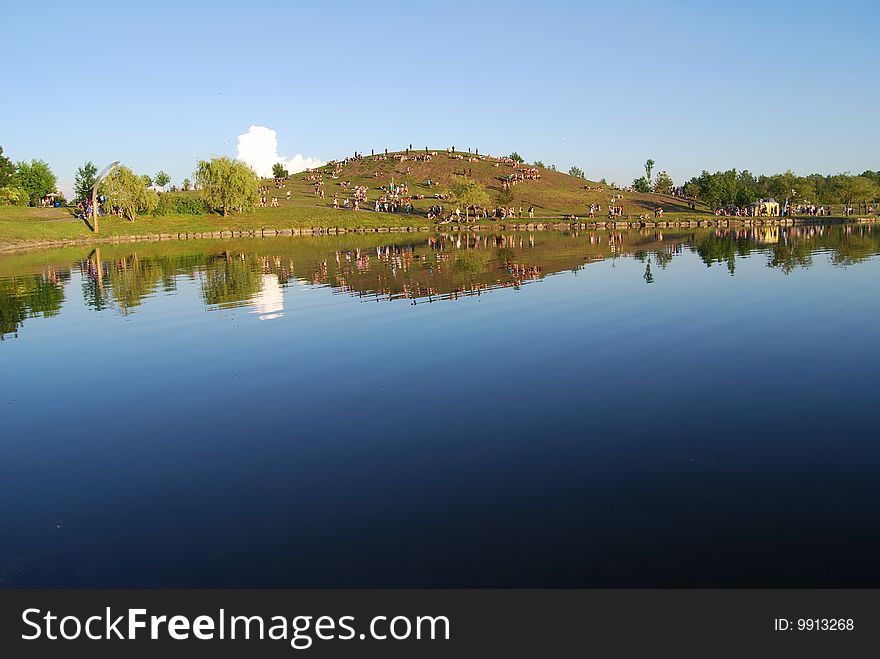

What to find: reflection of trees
left=767, top=242, right=813, bottom=274
left=695, top=225, right=880, bottom=275
left=0, top=275, right=66, bottom=339
left=827, top=229, right=880, bottom=267
left=695, top=232, right=753, bottom=275
left=452, top=251, right=491, bottom=276
left=200, top=252, right=264, bottom=308
left=104, top=255, right=168, bottom=313
left=654, top=249, right=674, bottom=269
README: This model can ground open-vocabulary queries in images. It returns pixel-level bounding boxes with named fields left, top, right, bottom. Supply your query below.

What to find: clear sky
left=3, top=0, right=878, bottom=196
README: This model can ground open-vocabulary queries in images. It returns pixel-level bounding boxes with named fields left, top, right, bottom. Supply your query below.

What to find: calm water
left=2, top=225, right=879, bottom=587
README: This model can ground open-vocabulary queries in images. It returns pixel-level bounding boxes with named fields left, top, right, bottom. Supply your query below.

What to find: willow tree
left=452, top=177, right=490, bottom=220
left=196, top=157, right=259, bottom=216
left=100, top=165, right=158, bottom=221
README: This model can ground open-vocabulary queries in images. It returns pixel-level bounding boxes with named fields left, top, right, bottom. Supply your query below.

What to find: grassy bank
left=2, top=147, right=876, bottom=247
left=0, top=205, right=441, bottom=243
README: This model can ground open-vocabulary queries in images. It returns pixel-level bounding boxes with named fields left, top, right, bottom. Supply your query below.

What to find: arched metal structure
left=91, top=161, right=120, bottom=233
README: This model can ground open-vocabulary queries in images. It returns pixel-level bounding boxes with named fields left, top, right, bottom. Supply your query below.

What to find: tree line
left=1, top=145, right=261, bottom=221
left=681, top=169, right=880, bottom=211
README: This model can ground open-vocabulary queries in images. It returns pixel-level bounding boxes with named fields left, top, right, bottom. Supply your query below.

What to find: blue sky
left=3, top=0, right=878, bottom=195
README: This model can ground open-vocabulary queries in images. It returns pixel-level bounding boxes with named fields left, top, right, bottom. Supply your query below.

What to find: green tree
left=793, top=176, right=817, bottom=204
left=272, top=162, right=289, bottom=178
left=182, top=178, right=191, bottom=191
left=451, top=178, right=490, bottom=220
left=832, top=175, right=878, bottom=210
left=653, top=171, right=674, bottom=194
left=769, top=170, right=798, bottom=204
left=195, top=157, right=259, bottom=217
left=74, top=161, right=98, bottom=202
left=534, top=160, right=545, bottom=168
left=14, top=159, right=57, bottom=206
left=644, top=158, right=655, bottom=181
left=141, top=174, right=153, bottom=188
left=100, top=166, right=158, bottom=220
left=509, top=152, right=524, bottom=164
left=568, top=165, right=585, bottom=179
left=682, top=180, right=701, bottom=200
left=154, top=171, right=171, bottom=190
left=0, top=146, right=15, bottom=185
left=632, top=176, right=651, bottom=193
left=497, top=186, right=514, bottom=206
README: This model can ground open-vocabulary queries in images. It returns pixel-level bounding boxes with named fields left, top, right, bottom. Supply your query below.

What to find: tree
left=74, top=161, right=98, bottom=202
left=497, top=186, right=514, bottom=206
left=0, top=146, right=14, bottom=185
left=141, top=174, right=153, bottom=188
left=182, top=178, right=191, bottom=191
left=832, top=175, right=878, bottom=210
left=793, top=176, right=817, bottom=204
left=568, top=165, right=585, bottom=179
left=14, top=159, right=57, bottom=206
left=272, top=162, right=289, bottom=178
left=195, top=157, right=259, bottom=217
left=534, top=160, right=545, bottom=168
left=682, top=180, right=701, bottom=200
left=451, top=178, right=490, bottom=220
left=644, top=158, right=655, bottom=181
left=653, top=171, right=674, bottom=194
left=154, top=171, right=171, bottom=191
left=100, top=165, right=158, bottom=221
left=769, top=170, right=798, bottom=204
left=632, top=176, right=651, bottom=193
left=509, top=152, right=524, bottom=164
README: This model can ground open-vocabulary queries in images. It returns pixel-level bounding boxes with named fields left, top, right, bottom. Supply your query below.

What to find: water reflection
left=1, top=224, right=878, bottom=340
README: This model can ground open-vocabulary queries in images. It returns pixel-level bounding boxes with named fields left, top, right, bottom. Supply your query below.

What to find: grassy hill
left=272, top=149, right=702, bottom=218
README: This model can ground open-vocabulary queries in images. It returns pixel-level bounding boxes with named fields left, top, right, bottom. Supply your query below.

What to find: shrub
left=0, top=185, right=29, bottom=206
left=152, top=192, right=207, bottom=216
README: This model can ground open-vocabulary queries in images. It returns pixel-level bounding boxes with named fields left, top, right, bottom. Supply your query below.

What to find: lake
left=2, top=224, right=879, bottom=587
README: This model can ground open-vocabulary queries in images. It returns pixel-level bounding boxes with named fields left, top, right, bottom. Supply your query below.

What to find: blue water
left=1, top=226, right=879, bottom=586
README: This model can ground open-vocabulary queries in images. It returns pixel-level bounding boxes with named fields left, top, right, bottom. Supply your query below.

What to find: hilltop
left=266, top=149, right=702, bottom=219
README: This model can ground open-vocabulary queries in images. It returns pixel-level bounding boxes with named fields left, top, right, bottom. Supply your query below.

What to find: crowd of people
left=252, top=148, right=715, bottom=224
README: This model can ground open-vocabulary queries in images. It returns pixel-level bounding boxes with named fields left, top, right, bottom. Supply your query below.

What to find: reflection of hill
left=317, top=230, right=695, bottom=301
left=1, top=225, right=879, bottom=338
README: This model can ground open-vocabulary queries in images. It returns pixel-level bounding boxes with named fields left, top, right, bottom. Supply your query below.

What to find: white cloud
left=235, top=125, right=324, bottom=178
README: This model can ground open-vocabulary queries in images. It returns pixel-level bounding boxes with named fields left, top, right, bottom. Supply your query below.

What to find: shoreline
left=0, top=215, right=876, bottom=255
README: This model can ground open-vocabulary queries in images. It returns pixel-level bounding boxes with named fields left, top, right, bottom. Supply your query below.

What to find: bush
left=152, top=192, right=207, bottom=216
left=0, top=185, right=29, bottom=206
